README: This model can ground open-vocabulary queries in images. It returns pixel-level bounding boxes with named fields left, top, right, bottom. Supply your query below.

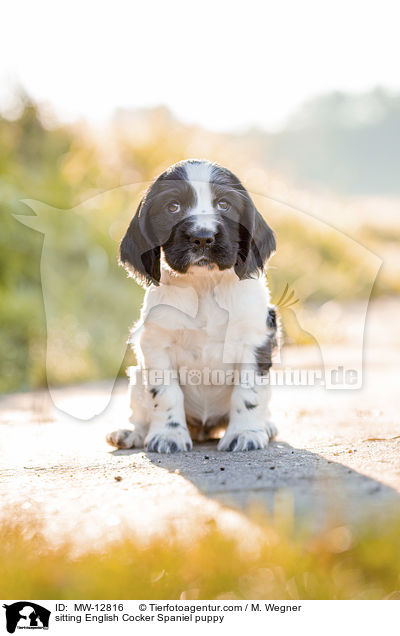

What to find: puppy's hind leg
left=106, top=373, right=150, bottom=449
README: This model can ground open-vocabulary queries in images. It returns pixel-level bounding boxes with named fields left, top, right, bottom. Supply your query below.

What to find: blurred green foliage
left=0, top=94, right=394, bottom=393
left=0, top=96, right=142, bottom=393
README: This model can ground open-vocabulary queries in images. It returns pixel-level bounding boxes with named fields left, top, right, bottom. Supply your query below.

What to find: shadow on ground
left=111, top=440, right=400, bottom=524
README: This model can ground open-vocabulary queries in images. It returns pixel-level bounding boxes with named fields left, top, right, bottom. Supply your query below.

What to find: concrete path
left=1, top=300, right=399, bottom=550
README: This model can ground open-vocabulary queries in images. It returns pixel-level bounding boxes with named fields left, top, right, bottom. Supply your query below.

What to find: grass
left=2, top=510, right=400, bottom=599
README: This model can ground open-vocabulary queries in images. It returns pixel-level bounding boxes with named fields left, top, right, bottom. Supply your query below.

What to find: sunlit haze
left=1, top=0, right=400, bottom=131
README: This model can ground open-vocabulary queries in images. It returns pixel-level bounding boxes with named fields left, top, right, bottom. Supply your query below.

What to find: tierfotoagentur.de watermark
left=128, top=365, right=359, bottom=389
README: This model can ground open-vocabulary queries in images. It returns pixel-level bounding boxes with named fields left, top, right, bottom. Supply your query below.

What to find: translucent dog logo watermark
left=15, top=181, right=381, bottom=418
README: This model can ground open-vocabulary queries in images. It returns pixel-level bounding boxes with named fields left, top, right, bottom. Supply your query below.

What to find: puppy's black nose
left=189, top=231, right=215, bottom=249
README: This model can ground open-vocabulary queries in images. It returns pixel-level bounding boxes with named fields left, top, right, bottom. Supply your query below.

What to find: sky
left=1, top=0, right=399, bottom=132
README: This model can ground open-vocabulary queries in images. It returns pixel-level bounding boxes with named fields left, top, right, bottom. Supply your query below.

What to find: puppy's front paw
left=218, top=428, right=271, bottom=452
left=106, top=428, right=145, bottom=449
left=145, top=423, right=192, bottom=454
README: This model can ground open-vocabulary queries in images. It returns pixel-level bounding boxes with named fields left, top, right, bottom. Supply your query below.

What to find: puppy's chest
left=172, top=291, right=228, bottom=367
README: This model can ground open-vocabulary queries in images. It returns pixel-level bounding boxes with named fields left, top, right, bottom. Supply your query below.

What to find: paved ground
left=1, top=299, right=399, bottom=550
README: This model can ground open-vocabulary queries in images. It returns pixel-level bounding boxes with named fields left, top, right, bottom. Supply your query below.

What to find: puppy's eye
left=217, top=199, right=229, bottom=211
left=168, top=201, right=181, bottom=213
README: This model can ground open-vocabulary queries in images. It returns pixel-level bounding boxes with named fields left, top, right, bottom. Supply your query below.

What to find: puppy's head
left=120, top=159, right=276, bottom=285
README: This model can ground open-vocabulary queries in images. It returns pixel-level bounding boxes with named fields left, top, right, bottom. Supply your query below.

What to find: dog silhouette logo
left=2, top=602, right=51, bottom=633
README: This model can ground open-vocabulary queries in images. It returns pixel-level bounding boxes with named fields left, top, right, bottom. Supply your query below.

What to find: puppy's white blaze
left=184, top=162, right=217, bottom=232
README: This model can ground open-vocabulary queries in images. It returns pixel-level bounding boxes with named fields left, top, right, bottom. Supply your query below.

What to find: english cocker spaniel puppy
left=107, top=159, right=279, bottom=453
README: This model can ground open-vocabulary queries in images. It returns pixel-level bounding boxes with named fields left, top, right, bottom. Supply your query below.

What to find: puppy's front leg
left=218, top=379, right=277, bottom=451
left=145, top=382, right=192, bottom=453
left=141, top=330, right=192, bottom=454
left=218, top=307, right=279, bottom=452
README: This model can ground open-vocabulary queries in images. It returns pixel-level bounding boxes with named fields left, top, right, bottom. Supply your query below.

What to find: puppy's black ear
left=234, top=193, right=276, bottom=279
left=249, top=208, right=276, bottom=273
left=119, top=198, right=161, bottom=286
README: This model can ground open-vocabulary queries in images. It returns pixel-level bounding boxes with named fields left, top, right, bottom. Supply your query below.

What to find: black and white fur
left=107, top=159, right=279, bottom=453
